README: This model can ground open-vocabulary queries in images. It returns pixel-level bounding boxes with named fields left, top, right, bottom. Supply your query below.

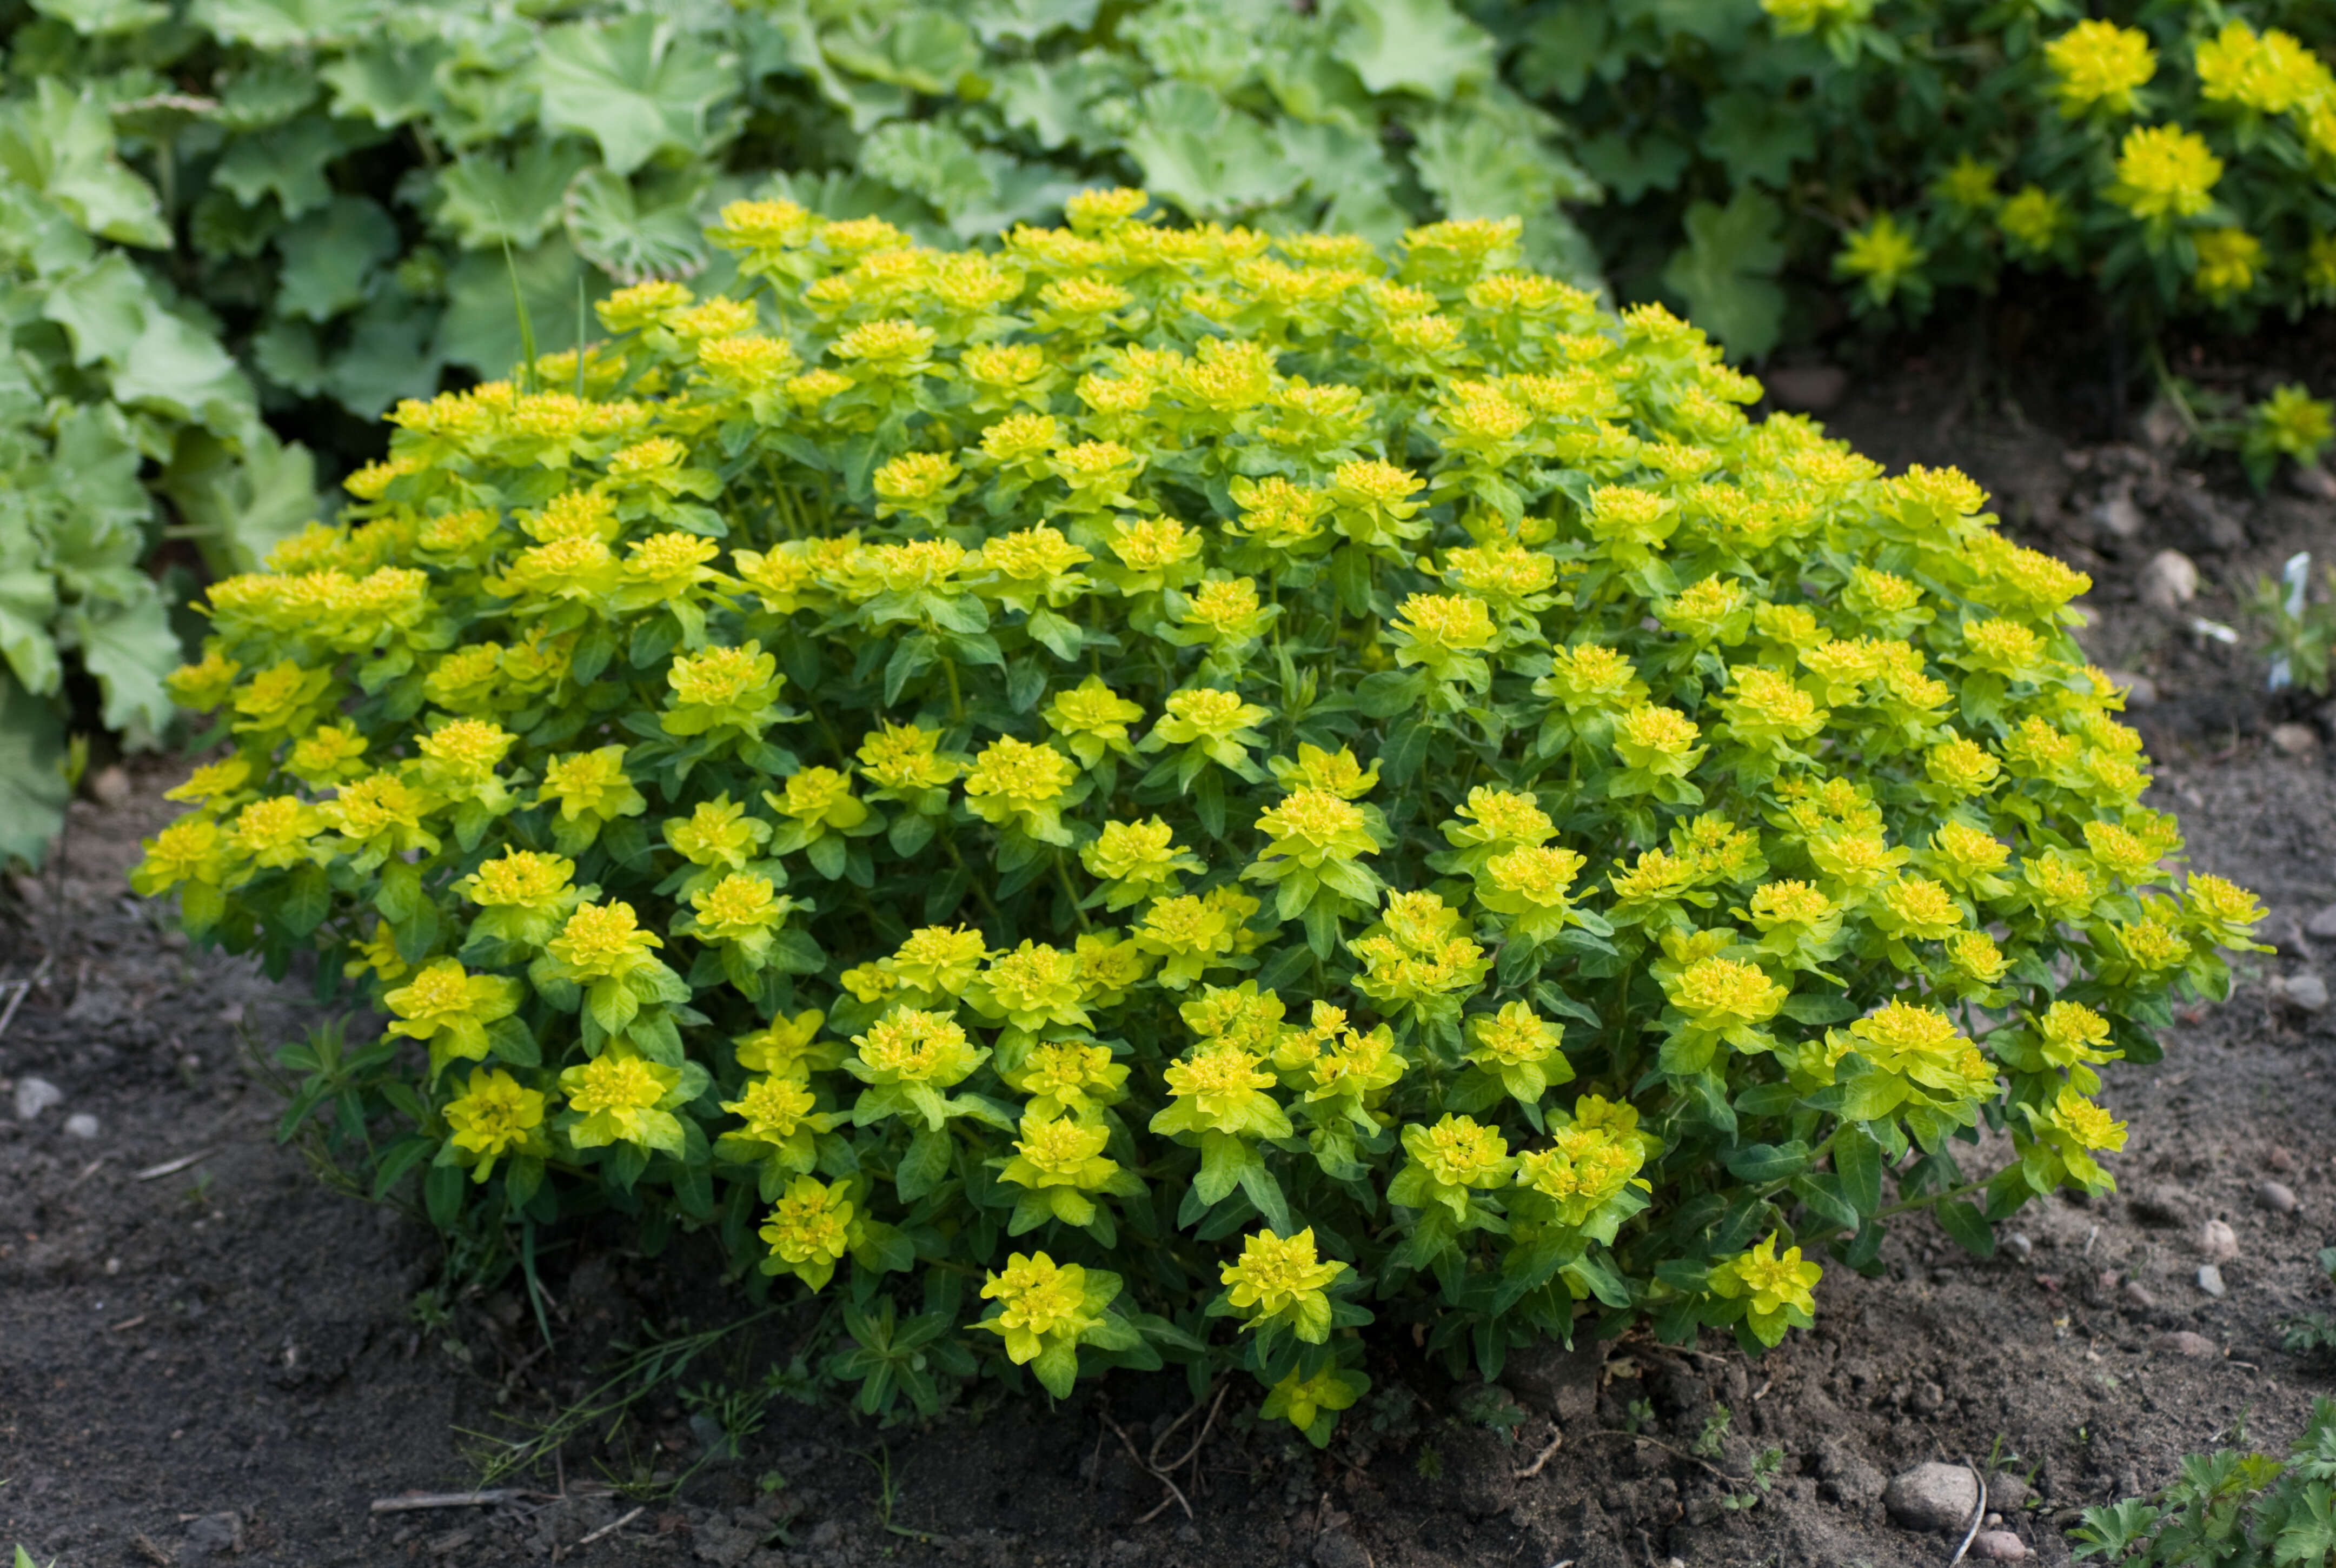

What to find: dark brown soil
left=5, top=361, right=2335, bottom=1568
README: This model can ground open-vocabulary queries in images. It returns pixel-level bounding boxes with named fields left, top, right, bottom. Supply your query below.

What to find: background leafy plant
left=6, top=0, right=1597, bottom=432
left=2073, top=1398, right=2336, bottom=1565
left=1482, top=0, right=2336, bottom=355
left=135, top=196, right=2260, bottom=1441
left=0, top=162, right=311, bottom=863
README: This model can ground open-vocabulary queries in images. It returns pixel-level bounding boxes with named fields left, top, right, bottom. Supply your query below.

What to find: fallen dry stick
left=133, top=1148, right=216, bottom=1182
left=369, top=1490, right=526, bottom=1514
left=575, top=1505, right=645, bottom=1546
left=1513, top=1429, right=1564, bottom=1480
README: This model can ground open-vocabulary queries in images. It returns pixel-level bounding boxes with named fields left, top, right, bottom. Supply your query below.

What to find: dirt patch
left=6, top=368, right=2336, bottom=1568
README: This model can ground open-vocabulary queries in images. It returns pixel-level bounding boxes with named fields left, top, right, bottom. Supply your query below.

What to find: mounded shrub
left=136, top=194, right=2261, bottom=1436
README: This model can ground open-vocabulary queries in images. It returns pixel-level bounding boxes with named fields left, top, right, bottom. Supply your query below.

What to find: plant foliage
left=2073, top=1398, right=2336, bottom=1566
left=9, top=0, right=1595, bottom=425
left=1486, top=0, right=2336, bottom=354
left=134, top=197, right=2261, bottom=1439
left=0, top=165, right=313, bottom=864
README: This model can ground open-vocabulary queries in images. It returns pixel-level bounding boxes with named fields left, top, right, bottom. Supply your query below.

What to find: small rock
left=2122, top=1279, right=2158, bottom=1310
left=1311, top=1529, right=1370, bottom=1568
left=1766, top=363, right=1848, bottom=413
left=2308, top=904, right=2336, bottom=941
left=1970, top=1531, right=2030, bottom=1562
left=2093, top=486, right=2146, bottom=540
left=2271, top=723, right=2321, bottom=758
left=2100, top=669, right=2159, bottom=708
left=12, top=1077, right=62, bottom=1121
left=84, top=763, right=131, bottom=808
left=2198, top=1264, right=2227, bottom=1298
left=2289, top=464, right=2336, bottom=501
left=2159, top=1331, right=2219, bottom=1358
left=62, top=1113, right=98, bottom=1140
left=2004, top=1232, right=2034, bottom=1262
left=2139, top=549, right=2200, bottom=610
left=2140, top=400, right=2188, bottom=450
left=1989, top=1474, right=2032, bottom=1512
left=2260, top=911, right=2315, bottom=956
left=181, top=1512, right=241, bottom=1562
left=2274, top=972, right=2331, bottom=1013
left=2258, top=1181, right=2299, bottom=1215
left=1884, top=1462, right=1981, bottom=1532
left=2198, top=1219, right=2239, bottom=1263
left=2268, top=1145, right=2299, bottom=1172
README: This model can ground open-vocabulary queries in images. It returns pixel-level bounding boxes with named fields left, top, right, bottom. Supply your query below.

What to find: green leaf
left=318, top=42, right=450, bottom=129
left=111, top=304, right=258, bottom=436
left=321, top=298, right=443, bottom=418
left=434, top=237, right=601, bottom=379
left=274, top=195, right=400, bottom=323
left=39, top=250, right=148, bottom=368
left=1935, top=1199, right=1996, bottom=1259
left=212, top=115, right=361, bottom=220
left=30, top=0, right=169, bottom=37
left=1722, top=1141, right=1809, bottom=1183
left=1832, top=1124, right=1881, bottom=1215
left=1572, top=128, right=1692, bottom=204
left=1778, top=991, right=1857, bottom=1026
left=0, top=575, right=61, bottom=697
left=1121, top=82, right=1303, bottom=220
left=63, top=594, right=179, bottom=741
left=822, top=7, right=983, bottom=96
left=195, top=0, right=379, bottom=47
left=158, top=431, right=309, bottom=586
left=1661, top=188, right=1787, bottom=359
left=859, top=121, right=997, bottom=227
left=1326, top=0, right=1494, bottom=100
left=0, top=672, right=68, bottom=868
left=993, top=53, right=1132, bottom=153
left=562, top=167, right=710, bottom=284
left=965, top=0, right=1100, bottom=48
left=535, top=15, right=739, bottom=178
left=0, top=79, right=168, bottom=248
left=1698, top=91, right=1815, bottom=190
left=434, top=142, right=595, bottom=250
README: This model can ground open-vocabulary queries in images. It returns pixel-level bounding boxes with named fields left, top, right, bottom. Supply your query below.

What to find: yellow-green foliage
left=136, top=194, right=2261, bottom=1438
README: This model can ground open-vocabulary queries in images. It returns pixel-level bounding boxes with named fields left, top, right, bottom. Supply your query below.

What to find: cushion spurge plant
left=141, top=191, right=2260, bottom=1439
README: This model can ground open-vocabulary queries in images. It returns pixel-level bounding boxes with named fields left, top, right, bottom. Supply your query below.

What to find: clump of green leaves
left=10, top=0, right=1594, bottom=428
left=138, top=199, right=2258, bottom=1447
left=2072, top=1398, right=2336, bottom=1565
left=2249, top=554, right=2336, bottom=699
left=0, top=172, right=311, bottom=864
left=1489, top=0, right=2336, bottom=355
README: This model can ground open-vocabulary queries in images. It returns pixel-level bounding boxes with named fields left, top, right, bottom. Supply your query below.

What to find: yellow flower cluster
left=136, top=193, right=2255, bottom=1433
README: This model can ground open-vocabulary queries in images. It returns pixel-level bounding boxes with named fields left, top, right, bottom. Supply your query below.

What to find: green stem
left=941, top=827, right=1004, bottom=928
left=1053, top=852, right=1093, bottom=932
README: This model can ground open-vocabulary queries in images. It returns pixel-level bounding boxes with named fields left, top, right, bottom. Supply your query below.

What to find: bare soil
left=5, top=355, right=2335, bottom=1568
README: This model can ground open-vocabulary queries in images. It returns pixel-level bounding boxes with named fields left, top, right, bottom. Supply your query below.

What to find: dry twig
left=1513, top=1428, right=1565, bottom=1480
left=1946, top=1459, right=1988, bottom=1567
left=575, top=1505, right=645, bottom=1546
left=1098, top=1411, right=1192, bottom=1524
left=133, top=1148, right=216, bottom=1182
left=369, top=1490, right=526, bottom=1514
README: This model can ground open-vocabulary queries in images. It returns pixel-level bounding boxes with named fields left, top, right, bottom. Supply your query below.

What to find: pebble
left=2159, top=1331, right=2219, bottom=1358
left=2139, top=549, right=2200, bottom=610
left=2310, top=903, right=2336, bottom=941
left=2272, top=723, right=2322, bottom=757
left=2003, top=1232, right=2034, bottom=1262
left=1989, top=1475, right=2032, bottom=1512
left=2292, top=464, right=2336, bottom=501
left=2268, top=1146, right=2299, bottom=1173
left=2198, top=1219, right=2239, bottom=1264
left=1884, top=1462, right=1980, bottom=1532
left=2259, top=1181, right=2300, bottom=1215
left=62, top=1113, right=98, bottom=1140
left=84, top=763, right=131, bottom=808
left=2198, top=1264, right=2227, bottom=1298
left=2121, top=1279, right=2158, bottom=1310
left=12, top=1077, right=62, bottom=1121
left=2273, top=972, right=2330, bottom=1014
left=1970, top=1531, right=2030, bottom=1562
